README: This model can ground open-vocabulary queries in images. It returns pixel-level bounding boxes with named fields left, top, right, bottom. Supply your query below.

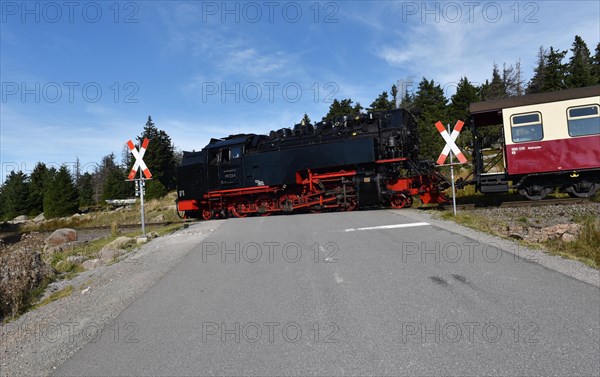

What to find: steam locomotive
left=176, top=109, right=449, bottom=219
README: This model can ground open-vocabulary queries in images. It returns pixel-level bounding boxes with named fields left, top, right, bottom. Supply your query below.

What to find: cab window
left=230, top=146, right=241, bottom=159
left=511, top=112, right=543, bottom=143
left=567, top=104, right=600, bottom=137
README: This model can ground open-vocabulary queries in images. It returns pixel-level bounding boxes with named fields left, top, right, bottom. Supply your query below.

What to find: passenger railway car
left=470, top=85, right=600, bottom=199
left=176, top=109, right=449, bottom=219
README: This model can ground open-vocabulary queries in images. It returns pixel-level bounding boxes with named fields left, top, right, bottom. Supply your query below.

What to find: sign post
left=127, top=138, right=152, bottom=237
left=435, top=120, right=466, bottom=217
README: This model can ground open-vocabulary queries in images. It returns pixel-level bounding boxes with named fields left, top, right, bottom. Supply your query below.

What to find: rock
left=8, top=215, right=29, bottom=224
left=561, top=233, right=577, bottom=242
left=136, top=237, right=148, bottom=245
left=66, top=255, right=87, bottom=264
left=82, top=259, right=106, bottom=271
left=0, top=247, right=54, bottom=318
left=101, top=236, right=135, bottom=252
left=33, top=213, right=46, bottom=222
left=148, top=231, right=159, bottom=239
left=99, top=247, right=125, bottom=262
left=509, top=233, right=524, bottom=240
left=151, top=214, right=165, bottom=223
left=45, top=229, right=77, bottom=247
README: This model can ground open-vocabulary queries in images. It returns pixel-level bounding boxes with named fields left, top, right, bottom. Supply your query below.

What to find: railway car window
left=511, top=112, right=543, bottom=143
left=567, top=105, right=600, bottom=137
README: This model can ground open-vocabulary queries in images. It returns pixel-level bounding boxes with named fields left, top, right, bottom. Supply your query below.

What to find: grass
left=543, top=214, right=600, bottom=268
left=32, top=285, right=74, bottom=310
left=440, top=208, right=600, bottom=269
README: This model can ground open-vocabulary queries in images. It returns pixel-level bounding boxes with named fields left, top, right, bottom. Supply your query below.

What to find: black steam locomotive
left=176, top=108, right=448, bottom=219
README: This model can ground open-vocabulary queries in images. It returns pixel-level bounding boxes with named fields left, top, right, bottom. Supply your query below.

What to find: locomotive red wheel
left=390, top=193, right=409, bottom=209
left=201, top=209, right=212, bottom=221
left=405, top=196, right=413, bottom=208
left=230, top=199, right=250, bottom=218
left=278, top=194, right=299, bottom=212
left=255, top=195, right=275, bottom=216
left=339, top=198, right=357, bottom=211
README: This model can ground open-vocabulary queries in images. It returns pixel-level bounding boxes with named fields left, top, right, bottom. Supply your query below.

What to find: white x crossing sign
left=127, top=138, right=152, bottom=180
left=436, top=120, right=467, bottom=165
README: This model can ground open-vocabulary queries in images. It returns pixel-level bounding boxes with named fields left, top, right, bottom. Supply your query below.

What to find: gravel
left=0, top=220, right=224, bottom=377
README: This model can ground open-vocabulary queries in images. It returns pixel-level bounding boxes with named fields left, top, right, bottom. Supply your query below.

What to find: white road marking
left=333, top=273, right=343, bottom=283
left=344, top=222, right=430, bottom=232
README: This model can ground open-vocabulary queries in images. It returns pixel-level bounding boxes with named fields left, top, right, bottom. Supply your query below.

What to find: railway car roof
left=470, top=85, right=600, bottom=127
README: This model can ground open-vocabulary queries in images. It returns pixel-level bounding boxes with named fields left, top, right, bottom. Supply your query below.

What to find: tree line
left=1, top=36, right=598, bottom=220
left=311, top=35, right=600, bottom=160
left=0, top=116, right=178, bottom=221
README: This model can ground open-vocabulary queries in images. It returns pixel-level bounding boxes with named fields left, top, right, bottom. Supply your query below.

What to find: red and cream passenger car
left=470, top=85, right=600, bottom=200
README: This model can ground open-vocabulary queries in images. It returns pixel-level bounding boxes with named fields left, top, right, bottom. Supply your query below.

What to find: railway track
left=437, top=197, right=592, bottom=211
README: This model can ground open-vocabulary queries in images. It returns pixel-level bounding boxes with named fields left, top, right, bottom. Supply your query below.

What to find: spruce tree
left=101, top=168, right=133, bottom=201
left=78, top=173, right=95, bottom=207
left=368, top=91, right=394, bottom=112
left=412, top=78, right=448, bottom=160
left=592, top=42, right=600, bottom=84
left=301, top=113, right=312, bottom=125
left=323, top=99, right=362, bottom=121
left=390, top=84, right=398, bottom=109
left=566, top=35, right=595, bottom=88
left=26, top=162, right=48, bottom=215
left=399, top=89, right=414, bottom=111
left=0, top=171, right=29, bottom=220
left=138, top=116, right=177, bottom=195
left=542, top=47, right=567, bottom=92
left=448, top=77, right=479, bottom=150
left=487, top=64, right=507, bottom=99
left=527, top=46, right=547, bottom=94
left=43, top=166, right=79, bottom=218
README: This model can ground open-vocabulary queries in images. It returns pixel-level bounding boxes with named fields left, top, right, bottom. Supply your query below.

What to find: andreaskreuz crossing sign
left=127, top=138, right=152, bottom=180
left=435, top=120, right=467, bottom=165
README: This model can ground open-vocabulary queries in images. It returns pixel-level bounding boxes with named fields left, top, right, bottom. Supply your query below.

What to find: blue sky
left=1, top=0, right=599, bottom=182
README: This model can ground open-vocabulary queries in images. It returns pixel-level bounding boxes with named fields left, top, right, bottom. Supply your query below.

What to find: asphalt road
left=54, top=210, right=600, bottom=376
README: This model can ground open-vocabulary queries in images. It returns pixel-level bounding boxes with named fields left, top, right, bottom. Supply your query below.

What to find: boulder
left=99, top=248, right=125, bottom=262
left=33, top=213, right=46, bottom=222
left=82, top=259, right=106, bottom=271
left=101, top=236, right=135, bottom=251
left=66, top=255, right=87, bottom=264
left=9, top=215, right=29, bottom=224
left=136, top=237, right=148, bottom=245
left=561, top=233, right=577, bottom=242
left=45, top=229, right=77, bottom=247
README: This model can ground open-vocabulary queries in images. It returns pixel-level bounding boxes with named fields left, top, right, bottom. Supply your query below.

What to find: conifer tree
left=527, top=46, right=547, bottom=94
left=138, top=116, right=177, bottom=197
left=43, top=166, right=79, bottom=218
left=0, top=171, right=29, bottom=220
left=542, top=47, right=567, bottom=92
left=368, top=91, right=394, bottom=112
left=26, top=162, right=49, bottom=215
left=412, top=78, right=448, bottom=160
left=78, top=172, right=95, bottom=207
left=566, top=35, right=595, bottom=88
left=592, top=42, right=600, bottom=84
